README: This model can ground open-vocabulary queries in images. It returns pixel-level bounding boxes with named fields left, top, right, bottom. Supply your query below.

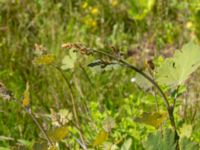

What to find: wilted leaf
left=134, top=112, right=167, bottom=128
left=103, top=117, right=116, bottom=132
left=48, top=126, right=69, bottom=142
left=134, top=72, right=153, bottom=90
left=50, top=109, right=73, bottom=127
left=33, top=54, right=55, bottom=65
left=143, top=128, right=176, bottom=150
left=121, top=138, right=132, bottom=150
left=88, top=60, right=102, bottom=67
left=156, top=42, right=200, bottom=87
left=22, top=82, right=30, bottom=107
left=93, top=129, right=109, bottom=147
left=89, top=60, right=120, bottom=73
left=61, top=49, right=77, bottom=70
left=33, top=141, right=48, bottom=150
left=58, top=109, right=72, bottom=125
left=0, top=82, right=12, bottom=101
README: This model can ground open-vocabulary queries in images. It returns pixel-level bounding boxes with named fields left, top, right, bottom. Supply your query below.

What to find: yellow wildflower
left=109, top=0, right=118, bottom=7
left=84, top=17, right=97, bottom=28
left=91, top=7, right=99, bottom=15
left=82, top=2, right=88, bottom=9
left=186, top=22, right=193, bottom=30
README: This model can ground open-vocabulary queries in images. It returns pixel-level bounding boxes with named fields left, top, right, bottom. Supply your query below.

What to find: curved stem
left=92, top=49, right=178, bottom=137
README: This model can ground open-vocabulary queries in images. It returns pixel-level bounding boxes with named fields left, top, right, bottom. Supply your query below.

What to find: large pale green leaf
left=143, top=128, right=176, bottom=150
left=179, top=137, right=199, bottom=150
left=156, top=43, right=200, bottom=87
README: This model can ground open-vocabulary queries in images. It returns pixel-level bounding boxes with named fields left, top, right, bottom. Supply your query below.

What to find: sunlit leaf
left=93, top=129, right=109, bottom=147
left=103, top=142, right=118, bottom=150
left=134, top=112, right=167, bottom=128
left=48, top=126, right=69, bottom=142
left=179, top=124, right=193, bottom=138
left=61, top=49, right=77, bottom=70
left=33, top=54, right=55, bottom=65
left=129, top=0, right=155, bottom=20
left=17, top=139, right=33, bottom=149
left=0, top=147, right=9, bottom=150
left=48, top=146, right=58, bottom=150
left=156, top=42, right=200, bottom=87
left=121, top=138, right=132, bottom=150
left=22, top=82, right=30, bottom=107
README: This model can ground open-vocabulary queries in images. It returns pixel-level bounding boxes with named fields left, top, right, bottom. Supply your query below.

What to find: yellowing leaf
left=134, top=112, right=167, bottom=128
left=22, top=82, right=30, bottom=107
left=48, top=126, right=69, bottom=142
left=34, top=54, right=55, bottom=65
left=93, top=129, right=109, bottom=147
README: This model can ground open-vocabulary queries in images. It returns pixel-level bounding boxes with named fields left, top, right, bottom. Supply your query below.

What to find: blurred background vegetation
left=0, top=0, right=200, bottom=149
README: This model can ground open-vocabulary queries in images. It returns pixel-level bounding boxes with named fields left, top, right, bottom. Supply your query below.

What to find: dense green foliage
left=0, top=0, right=200, bottom=149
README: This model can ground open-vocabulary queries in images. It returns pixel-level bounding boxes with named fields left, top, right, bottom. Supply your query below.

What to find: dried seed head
left=0, top=82, right=13, bottom=101
left=34, top=43, right=47, bottom=56
left=61, top=43, right=93, bottom=55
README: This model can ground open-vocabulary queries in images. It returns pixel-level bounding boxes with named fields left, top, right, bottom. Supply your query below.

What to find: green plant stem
left=12, top=97, right=54, bottom=147
left=172, top=85, right=180, bottom=110
left=92, top=49, right=179, bottom=140
left=26, top=107, right=54, bottom=147
left=52, top=65, right=88, bottom=149
left=79, top=64, right=94, bottom=87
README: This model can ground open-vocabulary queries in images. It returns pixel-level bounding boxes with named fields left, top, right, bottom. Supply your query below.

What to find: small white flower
left=131, top=77, right=136, bottom=83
